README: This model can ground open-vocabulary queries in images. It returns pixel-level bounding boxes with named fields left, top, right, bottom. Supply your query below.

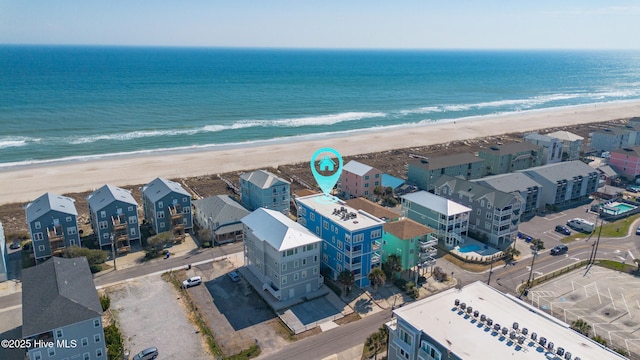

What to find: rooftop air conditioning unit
left=480, top=314, right=487, bottom=322
left=501, top=327, right=508, bottom=336
left=547, top=342, right=554, bottom=351
left=564, top=352, right=572, bottom=360
left=473, top=310, right=479, bottom=318
left=556, top=347, right=565, bottom=356
left=521, top=328, right=528, bottom=336
left=539, top=336, right=547, bottom=346
left=454, top=299, right=460, bottom=306
left=517, top=336, right=525, bottom=345
left=466, top=306, right=473, bottom=314
left=530, top=332, right=537, bottom=341
left=460, top=303, right=466, bottom=310
left=486, top=319, right=493, bottom=327
left=512, top=322, right=519, bottom=330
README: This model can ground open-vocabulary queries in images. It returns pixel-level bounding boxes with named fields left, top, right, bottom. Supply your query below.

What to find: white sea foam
left=0, top=137, right=40, bottom=149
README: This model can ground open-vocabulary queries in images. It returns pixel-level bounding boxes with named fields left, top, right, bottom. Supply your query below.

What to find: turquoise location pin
left=310, top=147, right=343, bottom=199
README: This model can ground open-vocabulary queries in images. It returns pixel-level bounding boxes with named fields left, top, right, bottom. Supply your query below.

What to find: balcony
left=371, top=253, right=381, bottom=264
left=372, top=240, right=381, bottom=251
left=344, top=262, right=360, bottom=271
left=48, top=226, right=65, bottom=254
left=169, top=204, right=184, bottom=221
left=111, top=215, right=127, bottom=231
left=420, top=247, right=438, bottom=258
left=419, top=238, right=438, bottom=250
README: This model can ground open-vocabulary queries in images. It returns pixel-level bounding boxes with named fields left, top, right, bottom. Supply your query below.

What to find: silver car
left=133, top=346, right=158, bottom=360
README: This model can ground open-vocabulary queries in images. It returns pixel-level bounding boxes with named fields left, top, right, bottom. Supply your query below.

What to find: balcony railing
left=420, top=248, right=438, bottom=258
left=419, top=238, right=438, bottom=249
left=371, top=253, right=381, bottom=264
left=372, top=240, right=381, bottom=251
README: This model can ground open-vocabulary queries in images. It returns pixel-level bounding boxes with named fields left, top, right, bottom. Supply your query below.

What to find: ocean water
left=1, top=46, right=640, bottom=167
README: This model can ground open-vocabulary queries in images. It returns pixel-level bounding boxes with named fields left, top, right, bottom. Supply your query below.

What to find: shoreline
left=1, top=100, right=639, bottom=205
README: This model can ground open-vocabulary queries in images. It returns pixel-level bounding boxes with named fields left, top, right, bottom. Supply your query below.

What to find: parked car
left=550, top=245, right=568, bottom=255
left=554, top=225, right=571, bottom=236
left=133, top=347, right=158, bottom=360
left=636, top=226, right=640, bottom=235
left=228, top=271, right=240, bottom=282
left=182, top=276, right=202, bottom=288
left=9, top=241, right=21, bottom=250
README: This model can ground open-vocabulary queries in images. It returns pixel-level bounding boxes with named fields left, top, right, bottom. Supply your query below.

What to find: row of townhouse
left=25, top=177, right=193, bottom=262
left=589, top=119, right=640, bottom=153
left=407, top=132, right=585, bottom=191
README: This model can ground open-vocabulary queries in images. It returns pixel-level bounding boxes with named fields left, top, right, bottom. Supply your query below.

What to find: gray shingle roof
left=87, top=184, right=137, bottom=211
left=22, top=257, right=102, bottom=337
left=519, top=160, right=598, bottom=183
left=433, top=175, right=521, bottom=209
left=240, top=170, right=290, bottom=189
left=192, top=195, right=249, bottom=226
left=241, top=208, right=320, bottom=251
left=343, top=160, right=375, bottom=177
left=473, top=173, right=543, bottom=193
left=25, top=192, right=77, bottom=223
left=480, top=142, right=541, bottom=156
left=142, top=177, right=190, bottom=203
left=410, top=153, right=484, bottom=170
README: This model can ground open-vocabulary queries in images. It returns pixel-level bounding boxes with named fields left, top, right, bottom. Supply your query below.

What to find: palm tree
left=365, top=326, right=388, bottom=360
left=571, top=319, right=591, bottom=336
left=368, top=267, right=386, bottom=293
left=502, top=247, right=521, bottom=262
left=384, top=254, right=402, bottom=280
left=337, top=270, right=355, bottom=296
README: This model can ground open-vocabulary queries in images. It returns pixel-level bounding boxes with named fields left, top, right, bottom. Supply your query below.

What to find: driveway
left=106, top=274, right=210, bottom=359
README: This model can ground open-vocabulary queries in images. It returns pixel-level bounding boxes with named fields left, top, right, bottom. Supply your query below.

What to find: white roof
left=87, top=184, right=137, bottom=211
left=401, top=191, right=471, bottom=216
left=295, top=194, right=385, bottom=232
left=343, top=160, right=375, bottom=177
left=240, top=170, right=290, bottom=189
left=26, top=192, right=77, bottom=222
left=546, top=130, right=584, bottom=141
left=142, top=177, right=190, bottom=202
left=241, top=208, right=320, bottom=252
left=393, top=281, right=623, bottom=360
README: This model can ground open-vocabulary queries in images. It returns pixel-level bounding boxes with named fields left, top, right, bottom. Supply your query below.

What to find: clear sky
left=1, top=0, right=639, bottom=49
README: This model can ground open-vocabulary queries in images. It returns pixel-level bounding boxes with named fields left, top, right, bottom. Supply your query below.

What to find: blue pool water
left=459, top=244, right=482, bottom=253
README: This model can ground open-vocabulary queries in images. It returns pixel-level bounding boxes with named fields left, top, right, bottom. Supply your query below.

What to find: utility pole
left=526, top=249, right=538, bottom=289
left=588, top=215, right=604, bottom=267
left=110, top=234, right=117, bottom=271
left=487, top=261, right=494, bottom=285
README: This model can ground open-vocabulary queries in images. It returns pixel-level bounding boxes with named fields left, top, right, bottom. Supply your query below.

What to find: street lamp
left=110, top=234, right=117, bottom=271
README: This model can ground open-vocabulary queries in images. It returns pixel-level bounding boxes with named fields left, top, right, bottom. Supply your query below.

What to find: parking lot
left=528, top=266, right=640, bottom=358
left=518, top=201, right=598, bottom=248
left=107, top=275, right=210, bottom=359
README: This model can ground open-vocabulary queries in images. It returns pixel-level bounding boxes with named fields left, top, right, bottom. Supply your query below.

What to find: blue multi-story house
left=0, top=221, right=7, bottom=282
left=25, top=193, right=80, bottom=262
left=142, top=178, right=192, bottom=239
left=88, top=184, right=140, bottom=254
left=295, top=194, right=384, bottom=287
left=240, top=170, right=291, bottom=215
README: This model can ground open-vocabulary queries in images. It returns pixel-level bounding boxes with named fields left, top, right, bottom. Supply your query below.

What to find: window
left=316, top=226, right=320, bottom=235
left=128, top=216, right=137, bottom=224
left=374, top=181, right=379, bottom=186
left=130, top=228, right=136, bottom=236
left=56, top=329, right=63, bottom=338
left=486, top=213, right=491, bottom=219
left=282, top=263, right=287, bottom=271
left=476, top=208, right=481, bottom=215
left=294, top=260, right=299, bottom=268
left=487, top=202, right=492, bottom=209
left=298, top=207, right=306, bottom=216
left=345, top=234, right=351, bottom=242
left=400, top=329, right=413, bottom=345
left=323, top=254, right=328, bottom=262
left=99, top=221, right=108, bottom=229
left=314, top=255, right=318, bottom=263
left=100, top=211, right=106, bottom=219
left=302, top=258, right=307, bottom=266
left=33, top=352, right=42, bottom=360
left=157, top=211, right=165, bottom=219
left=96, top=348, right=103, bottom=357
left=282, top=276, right=287, bottom=284
left=81, top=337, right=89, bottom=346
left=364, top=191, right=369, bottom=195
left=364, top=183, right=370, bottom=188
left=34, top=232, right=44, bottom=241
left=310, top=213, right=315, bottom=221
left=35, top=221, right=41, bottom=229
left=302, top=270, right=307, bottom=278
left=48, top=347, right=55, bottom=357
left=38, top=245, right=45, bottom=251
left=160, top=222, right=165, bottom=228
left=306, top=244, right=314, bottom=251
left=103, top=233, right=110, bottom=239
left=480, top=200, right=485, bottom=207
left=420, top=341, right=442, bottom=360
left=294, top=273, right=299, bottom=281
left=365, top=175, right=370, bottom=180
left=66, top=216, right=72, bottom=223
left=94, top=319, right=100, bottom=327
left=375, top=173, right=380, bottom=178
left=330, top=224, right=334, bottom=231
left=353, top=234, right=364, bottom=243
left=84, top=353, right=90, bottom=360
left=337, top=253, right=342, bottom=261
left=94, top=334, right=100, bottom=343
left=183, top=197, right=188, bottom=203
left=337, top=241, right=343, bottom=250
left=337, top=264, right=342, bottom=272
left=323, top=243, right=327, bottom=250
left=128, top=206, right=134, bottom=212
left=371, top=229, right=381, bottom=239
left=67, top=226, right=77, bottom=235
left=313, top=267, right=318, bottom=274
left=323, top=220, right=329, bottom=230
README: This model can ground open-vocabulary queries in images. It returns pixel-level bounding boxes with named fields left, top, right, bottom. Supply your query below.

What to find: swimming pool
left=458, top=244, right=481, bottom=253
left=613, top=203, right=636, bottom=212
left=602, top=201, right=638, bottom=215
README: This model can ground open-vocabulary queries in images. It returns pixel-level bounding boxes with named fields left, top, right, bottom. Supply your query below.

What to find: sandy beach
left=1, top=100, right=639, bottom=206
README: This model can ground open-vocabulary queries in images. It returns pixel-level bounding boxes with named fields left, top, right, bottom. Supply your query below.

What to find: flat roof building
left=387, top=281, right=624, bottom=360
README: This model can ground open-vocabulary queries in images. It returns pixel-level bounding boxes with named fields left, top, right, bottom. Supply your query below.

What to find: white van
left=567, top=218, right=595, bottom=233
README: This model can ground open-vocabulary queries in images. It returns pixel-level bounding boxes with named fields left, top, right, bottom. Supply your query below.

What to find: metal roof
left=401, top=191, right=471, bottom=216
left=192, top=195, right=249, bottom=225
left=240, top=170, right=290, bottom=189
left=545, top=130, right=584, bottom=141
left=382, top=174, right=405, bottom=189
left=474, top=173, right=543, bottom=193
left=519, top=160, right=598, bottom=183
left=25, top=192, right=78, bottom=222
left=142, top=177, right=190, bottom=203
left=343, top=160, right=375, bottom=177
left=480, top=142, right=541, bottom=156
left=241, top=208, right=320, bottom=252
left=87, top=184, right=137, bottom=211
left=22, top=257, right=102, bottom=337
left=410, top=153, right=484, bottom=170
left=433, top=175, right=522, bottom=209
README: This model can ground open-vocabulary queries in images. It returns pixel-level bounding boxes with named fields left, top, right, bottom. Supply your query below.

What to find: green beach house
left=382, top=218, right=437, bottom=272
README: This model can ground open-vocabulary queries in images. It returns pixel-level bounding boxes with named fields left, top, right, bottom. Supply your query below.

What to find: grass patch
left=442, top=254, right=502, bottom=272
left=225, top=344, right=261, bottom=360
left=104, top=323, right=124, bottom=360
left=334, top=312, right=361, bottom=326
left=562, top=214, right=640, bottom=243
left=272, top=318, right=296, bottom=341
left=596, top=260, right=638, bottom=273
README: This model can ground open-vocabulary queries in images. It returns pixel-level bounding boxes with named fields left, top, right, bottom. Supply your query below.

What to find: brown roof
left=295, top=189, right=320, bottom=197
left=480, top=142, right=541, bottom=155
left=383, top=219, right=434, bottom=240
left=345, top=198, right=398, bottom=220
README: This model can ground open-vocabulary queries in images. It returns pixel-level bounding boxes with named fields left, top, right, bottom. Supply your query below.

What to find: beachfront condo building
left=25, top=192, right=80, bottom=262
left=338, top=160, right=383, bottom=200
left=589, top=127, right=634, bottom=153
left=473, top=172, right=544, bottom=217
left=518, top=161, right=599, bottom=209
left=193, top=195, right=250, bottom=245
left=382, top=219, right=437, bottom=272
left=386, top=281, right=623, bottom=360
left=546, top=130, right=584, bottom=161
left=478, top=142, right=544, bottom=175
left=407, top=153, right=485, bottom=191
left=609, top=146, right=640, bottom=181
left=142, top=177, right=193, bottom=239
left=22, top=257, right=106, bottom=360
left=0, top=221, right=7, bottom=282
left=400, top=191, right=471, bottom=249
left=240, top=169, right=291, bottom=215
left=523, top=132, right=563, bottom=165
left=295, top=193, right=384, bottom=287
left=242, top=208, right=322, bottom=302
left=433, top=176, right=524, bottom=248
left=87, top=184, right=140, bottom=254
